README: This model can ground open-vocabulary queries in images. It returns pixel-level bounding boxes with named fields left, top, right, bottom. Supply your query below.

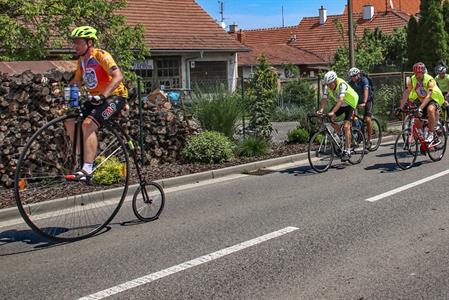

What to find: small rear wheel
left=132, top=182, right=165, bottom=222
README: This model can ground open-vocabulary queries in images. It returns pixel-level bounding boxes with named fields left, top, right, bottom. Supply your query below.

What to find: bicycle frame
left=407, top=114, right=430, bottom=152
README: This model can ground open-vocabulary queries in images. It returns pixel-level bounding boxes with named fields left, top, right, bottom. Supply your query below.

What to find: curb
left=0, top=134, right=396, bottom=223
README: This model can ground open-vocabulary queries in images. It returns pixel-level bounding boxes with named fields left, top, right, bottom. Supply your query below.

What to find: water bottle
left=70, top=84, right=80, bottom=107
left=64, top=86, right=71, bottom=102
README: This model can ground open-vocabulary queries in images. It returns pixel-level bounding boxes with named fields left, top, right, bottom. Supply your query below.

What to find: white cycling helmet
left=348, top=67, right=360, bottom=77
left=323, top=71, right=337, bottom=85
left=437, top=65, right=447, bottom=74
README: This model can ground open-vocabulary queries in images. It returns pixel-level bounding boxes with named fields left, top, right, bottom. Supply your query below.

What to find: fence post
left=137, top=77, right=145, bottom=165
left=316, top=76, right=321, bottom=108
left=241, top=76, right=246, bottom=137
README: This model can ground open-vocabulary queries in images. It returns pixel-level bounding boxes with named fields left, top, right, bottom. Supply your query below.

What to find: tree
left=385, top=27, right=408, bottom=67
left=247, top=55, right=279, bottom=140
left=416, top=0, right=448, bottom=72
left=332, top=27, right=386, bottom=75
left=0, top=0, right=148, bottom=80
left=442, top=0, right=449, bottom=64
left=406, top=16, right=420, bottom=68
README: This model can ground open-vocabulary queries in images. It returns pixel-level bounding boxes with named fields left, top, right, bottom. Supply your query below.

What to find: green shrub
left=182, top=131, right=235, bottom=163
left=236, top=136, right=270, bottom=157
left=191, top=87, right=244, bottom=139
left=282, top=79, right=317, bottom=110
left=92, top=156, right=124, bottom=185
left=287, top=127, right=310, bottom=143
left=374, top=84, right=403, bottom=120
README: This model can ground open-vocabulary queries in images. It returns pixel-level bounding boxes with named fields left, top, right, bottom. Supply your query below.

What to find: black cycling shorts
left=333, top=105, right=354, bottom=121
left=362, top=101, right=373, bottom=118
left=81, top=95, right=127, bottom=127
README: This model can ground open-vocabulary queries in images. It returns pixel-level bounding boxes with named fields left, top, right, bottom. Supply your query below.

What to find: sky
left=195, top=0, right=347, bottom=30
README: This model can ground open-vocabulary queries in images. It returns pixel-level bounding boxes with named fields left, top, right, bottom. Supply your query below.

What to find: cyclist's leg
left=81, top=96, right=127, bottom=175
left=341, top=106, right=353, bottom=150
left=364, top=101, right=373, bottom=143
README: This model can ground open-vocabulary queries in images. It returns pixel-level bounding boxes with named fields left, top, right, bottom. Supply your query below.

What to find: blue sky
left=196, top=0, right=347, bottom=29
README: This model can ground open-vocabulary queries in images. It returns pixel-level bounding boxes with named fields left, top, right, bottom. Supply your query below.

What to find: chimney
left=363, top=5, right=374, bottom=20
left=288, top=32, right=297, bottom=46
left=229, top=24, right=238, bottom=33
left=237, top=29, right=246, bottom=44
left=319, top=6, right=327, bottom=24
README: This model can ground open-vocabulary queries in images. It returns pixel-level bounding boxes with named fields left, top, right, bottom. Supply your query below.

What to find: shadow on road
left=0, top=226, right=112, bottom=256
left=279, top=163, right=350, bottom=176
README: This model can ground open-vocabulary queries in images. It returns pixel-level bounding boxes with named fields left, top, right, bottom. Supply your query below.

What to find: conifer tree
left=417, top=0, right=448, bottom=72
left=406, top=16, right=420, bottom=68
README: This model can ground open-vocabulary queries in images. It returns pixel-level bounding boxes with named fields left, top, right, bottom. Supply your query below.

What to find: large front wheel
left=14, top=116, right=130, bottom=242
left=308, top=131, right=334, bottom=172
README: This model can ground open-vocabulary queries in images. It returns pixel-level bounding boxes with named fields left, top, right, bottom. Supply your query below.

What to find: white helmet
left=348, top=67, right=360, bottom=77
left=437, top=65, right=447, bottom=74
left=323, top=71, right=337, bottom=85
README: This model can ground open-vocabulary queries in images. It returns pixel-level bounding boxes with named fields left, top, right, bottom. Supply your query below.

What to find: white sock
left=82, top=163, right=93, bottom=175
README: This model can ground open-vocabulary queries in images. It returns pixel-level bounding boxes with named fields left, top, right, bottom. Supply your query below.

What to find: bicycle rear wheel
left=14, top=115, right=129, bottom=242
left=132, top=182, right=165, bottom=222
left=366, top=118, right=382, bottom=151
left=394, top=128, right=418, bottom=170
left=308, top=131, right=334, bottom=172
left=428, top=122, right=447, bottom=162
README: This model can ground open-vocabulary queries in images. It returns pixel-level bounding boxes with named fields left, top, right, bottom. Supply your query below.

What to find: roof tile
left=119, top=0, right=248, bottom=52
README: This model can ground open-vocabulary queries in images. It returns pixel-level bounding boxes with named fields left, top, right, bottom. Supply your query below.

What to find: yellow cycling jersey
left=74, top=48, right=128, bottom=98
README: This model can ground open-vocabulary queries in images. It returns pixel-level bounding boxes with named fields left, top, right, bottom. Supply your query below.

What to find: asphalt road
left=2, top=139, right=449, bottom=299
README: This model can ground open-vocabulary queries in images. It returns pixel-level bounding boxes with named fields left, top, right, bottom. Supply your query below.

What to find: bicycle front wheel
left=394, top=128, right=418, bottom=170
left=14, top=116, right=129, bottom=242
left=367, top=118, right=382, bottom=151
left=348, top=127, right=366, bottom=165
left=428, top=122, right=448, bottom=162
left=308, top=131, right=334, bottom=172
left=132, top=182, right=165, bottom=222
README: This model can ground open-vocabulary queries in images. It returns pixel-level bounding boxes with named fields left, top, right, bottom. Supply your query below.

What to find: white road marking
left=365, top=169, right=449, bottom=202
left=78, top=226, right=299, bottom=300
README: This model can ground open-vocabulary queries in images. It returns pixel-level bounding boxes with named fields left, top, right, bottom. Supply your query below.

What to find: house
left=229, top=25, right=327, bottom=79
left=231, top=0, right=420, bottom=75
left=120, top=0, right=249, bottom=92
left=0, top=0, right=249, bottom=93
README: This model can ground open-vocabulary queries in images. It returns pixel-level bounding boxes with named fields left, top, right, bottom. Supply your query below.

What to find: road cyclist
left=317, top=70, right=359, bottom=161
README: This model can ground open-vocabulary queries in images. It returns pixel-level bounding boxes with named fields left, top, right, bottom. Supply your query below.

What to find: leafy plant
left=282, top=79, right=317, bottom=110
left=182, top=131, right=235, bottom=163
left=0, top=0, right=148, bottom=81
left=247, top=55, right=279, bottom=140
left=287, top=127, right=310, bottom=144
left=236, top=136, right=269, bottom=157
left=373, top=84, right=403, bottom=120
left=93, top=156, right=124, bottom=185
left=191, top=87, right=244, bottom=139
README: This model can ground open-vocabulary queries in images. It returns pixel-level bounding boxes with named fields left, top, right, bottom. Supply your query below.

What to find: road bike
left=394, top=107, right=447, bottom=170
left=351, top=110, right=382, bottom=151
left=14, top=94, right=165, bottom=242
left=307, top=113, right=366, bottom=173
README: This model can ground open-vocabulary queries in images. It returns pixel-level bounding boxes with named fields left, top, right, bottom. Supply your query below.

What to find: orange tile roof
left=238, top=43, right=325, bottom=66
left=239, top=26, right=298, bottom=45
left=343, top=0, right=420, bottom=15
left=119, top=0, right=248, bottom=52
left=296, top=10, right=410, bottom=63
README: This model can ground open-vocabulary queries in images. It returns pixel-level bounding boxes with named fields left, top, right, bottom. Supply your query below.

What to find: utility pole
left=282, top=6, right=285, bottom=27
left=219, top=1, right=225, bottom=23
left=348, top=0, right=355, bottom=68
